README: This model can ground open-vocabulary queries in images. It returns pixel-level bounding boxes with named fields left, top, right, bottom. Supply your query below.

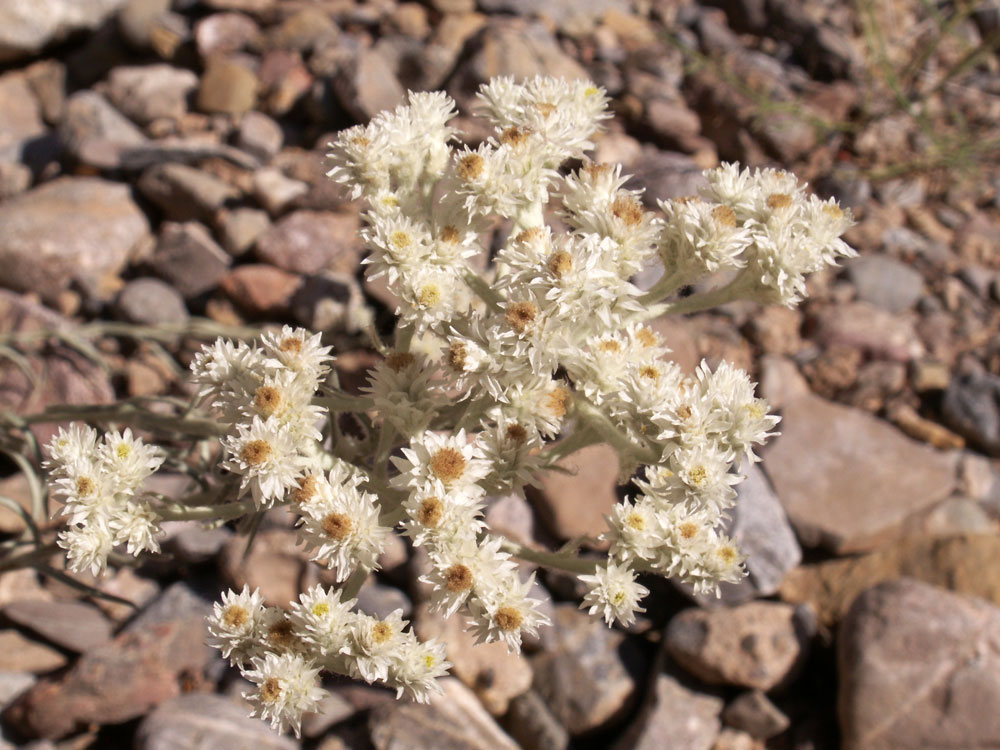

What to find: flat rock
left=532, top=604, right=641, bottom=734
left=150, top=222, right=231, bottom=298
left=845, top=255, right=924, bottom=313
left=0, top=0, right=126, bottom=62
left=759, top=356, right=956, bottom=553
left=6, top=583, right=213, bottom=739
left=198, top=58, right=258, bottom=115
left=839, top=579, right=1000, bottom=750
left=942, top=372, right=1000, bottom=457
left=135, top=693, right=298, bottom=750
left=107, top=64, right=198, bottom=124
left=60, top=91, right=147, bottom=169
left=616, top=672, right=722, bottom=750
left=333, top=47, right=406, bottom=122
left=120, top=138, right=259, bottom=171
left=0, top=72, right=46, bottom=163
left=0, top=672, right=36, bottom=707
left=0, top=177, right=149, bottom=299
left=237, top=110, right=283, bottom=161
left=780, top=533, right=1000, bottom=626
left=810, top=301, right=924, bottom=362
left=354, top=580, right=412, bottom=620
left=253, top=167, right=308, bottom=214
left=216, top=207, right=270, bottom=256
left=195, top=12, right=261, bottom=58
left=626, top=149, right=708, bottom=207
left=415, top=604, right=532, bottom=716
left=529, top=442, right=619, bottom=543
left=3, top=600, right=112, bottom=654
left=115, top=277, right=189, bottom=325
left=369, top=677, right=519, bottom=750
left=219, top=264, right=302, bottom=316
left=665, top=602, right=810, bottom=691
left=502, top=689, right=569, bottom=750
left=254, top=210, right=361, bottom=276
left=219, top=527, right=305, bottom=607
left=138, top=162, right=240, bottom=222
left=721, top=690, right=790, bottom=740
left=0, top=631, right=67, bottom=674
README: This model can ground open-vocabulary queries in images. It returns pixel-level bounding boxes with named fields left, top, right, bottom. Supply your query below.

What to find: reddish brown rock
left=218, top=527, right=304, bottom=606
left=219, top=264, right=302, bottom=316
left=254, top=209, right=362, bottom=275
left=3, top=600, right=112, bottom=654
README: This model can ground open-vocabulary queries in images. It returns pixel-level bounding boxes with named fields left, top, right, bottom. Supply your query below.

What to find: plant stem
left=157, top=497, right=257, bottom=521
left=0, top=541, right=60, bottom=573
left=313, top=393, right=374, bottom=413
left=14, top=403, right=226, bottom=438
left=499, top=539, right=599, bottom=575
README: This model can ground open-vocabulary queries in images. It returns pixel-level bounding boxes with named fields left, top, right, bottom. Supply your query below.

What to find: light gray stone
left=0, top=0, right=126, bottom=62
left=115, top=278, right=189, bottom=325
left=107, top=64, right=198, bottom=124
left=0, top=72, right=46, bottom=163
left=138, top=162, right=240, bottom=222
left=3, top=600, right=112, bottom=654
left=150, top=221, right=231, bottom=298
left=60, top=91, right=147, bottom=169
left=846, top=256, right=924, bottom=314
left=616, top=672, right=722, bottom=750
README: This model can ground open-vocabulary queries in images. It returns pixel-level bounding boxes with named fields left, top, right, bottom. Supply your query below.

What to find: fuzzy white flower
left=208, top=585, right=268, bottom=668
left=579, top=562, right=649, bottom=626
left=391, top=430, right=491, bottom=499
left=222, top=417, right=309, bottom=508
left=244, top=651, right=326, bottom=737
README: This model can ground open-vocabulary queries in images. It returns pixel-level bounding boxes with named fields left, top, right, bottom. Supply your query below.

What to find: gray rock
left=150, top=222, right=231, bottom=298
left=0, top=631, right=67, bottom=674
left=722, top=690, right=790, bottom=739
left=759, top=356, right=956, bottom=553
left=115, top=278, right=189, bottom=325
left=0, top=72, right=46, bottom=163
left=845, top=256, right=924, bottom=313
left=477, top=0, right=629, bottom=31
left=0, top=672, right=36, bottom=706
left=120, top=137, right=260, bottom=171
left=254, top=210, right=362, bottom=276
left=354, top=579, right=412, bottom=620
left=195, top=12, right=261, bottom=58
left=237, top=110, right=283, bottom=161
left=299, top=691, right=355, bottom=738
left=107, top=64, right=198, bottom=124
left=626, top=149, right=708, bottom=206
left=0, top=0, right=126, bottom=62
left=24, top=59, right=65, bottom=125
left=290, top=272, right=364, bottom=332
left=533, top=604, right=640, bottom=734
left=616, top=672, right=722, bottom=750
left=839, top=579, right=1000, bottom=750
left=138, top=162, right=240, bottom=222
left=943, top=373, right=1000, bottom=457
left=370, top=677, right=519, bottom=750
left=253, top=167, right=309, bottom=214
left=117, top=0, right=171, bottom=49
left=810, top=301, right=924, bottom=362
left=0, top=177, right=149, bottom=299
left=135, top=693, right=298, bottom=750
left=333, top=47, right=406, bottom=122
left=3, top=600, right=113, bottom=654
left=160, top=522, right=233, bottom=564
left=216, top=206, right=271, bottom=256
left=503, top=689, right=569, bottom=750
left=0, top=161, right=32, bottom=199
left=60, top=91, right=147, bottom=169
left=665, top=602, right=811, bottom=691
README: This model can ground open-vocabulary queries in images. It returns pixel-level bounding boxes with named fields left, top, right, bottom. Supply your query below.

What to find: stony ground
left=1, top=0, right=999, bottom=748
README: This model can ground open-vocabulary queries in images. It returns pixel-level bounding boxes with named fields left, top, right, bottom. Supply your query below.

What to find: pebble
left=354, top=579, right=412, bottom=620
left=0, top=177, right=149, bottom=300
left=195, top=12, right=261, bottom=58
left=290, top=271, right=366, bottom=332
left=759, top=356, right=956, bottom=553
left=219, top=527, right=305, bottom=606
left=3, top=600, right=113, bottom=654
left=138, top=162, right=240, bottom=222
left=0, top=672, right=36, bottom=707
left=0, top=161, right=32, bottom=200
left=107, top=64, right=198, bottom=124
left=160, top=522, right=233, bottom=564
left=529, top=442, right=619, bottom=542
left=135, top=693, right=298, bottom=750
left=626, top=149, right=708, bottom=205
left=942, top=372, right=1000, bottom=457
left=117, top=0, right=170, bottom=49
left=845, top=255, right=924, bottom=313
left=254, top=209, right=362, bottom=275
left=60, top=90, right=147, bottom=169
left=333, top=47, right=406, bottom=122
left=150, top=221, right=232, bottom=298
left=532, top=604, right=641, bottom=734
left=253, top=167, right=309, bottom=214
left=0, top=631, right=67, bottom=674
left=197, top=58, right=258, bottom=115
left=617, top=671, right=723, bottom=750
left=0, top=72, right=46, bottom=163
left=219, top=263, right=302, bottom=316
left=665, top=602, right=811, bottom=691
left=502, top=689, right=570, bottom=750
left=0, top=0, right=125, bottom=62
left=839, top=579, right=1000, bottom=750
left=370, top=677, right=519, bottom=750
left=237, top=110, right=283, bottom=161
left=115, top=277, right=189, bottom=325
left=216, top=206, right=271, bottom=256
left=721, top=690, right=790, bottom=739
left=810, top=301, right=924, bottom=362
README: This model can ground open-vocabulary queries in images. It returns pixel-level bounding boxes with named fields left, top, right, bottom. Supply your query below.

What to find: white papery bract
left=208, top=585, right=269, bottom=669
left=243, top=651, right=326, bottom=738
left=222, top=416, right=308, bottom=508
left=579, top=562, right=650, bottom=627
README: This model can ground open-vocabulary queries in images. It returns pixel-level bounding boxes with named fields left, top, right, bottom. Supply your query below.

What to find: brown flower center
left=766, top=193, right=793, bottom=210
left=458, top=153, right=484, bottom=180
left=267, top=619, right=296, bottom=649
left=447, top=342, right=467, bottom=372
left=430, top=447, right=466, bottom=483
left=440, top=225, right=460, bottom=244
left=500, top=126, right=530, bottom=146
left=293, top=475, right=319, bottom=504
left=635, top=327, right=657, bottom=347
left=321, top=512, right=353, bottom=540
left=711, top=205, right=737, bottom=227
left=515, top=227, right=544, bottom=245
left=679, top=521, right=698, bottom=540
left=260, top=677, right=282, bottom=702
left=546, top=250, right=573, bottom=278
left=444, top=564, right=474, bottom=592
left=372, top=621, right=393, bottom=644
left=76, top=476, right=96, bottom=496
left=386, top=352, right=415, bottom=373
left=717, top=545, right=739, bottom=564
left=505, top=301, right=537, bottom=333
left=494, top=606, right=523, bottom=632
left=279, top=336, right=303, bottom=354
left=240, top=440, right=271, bottom=466
left=598, top=339, right=621, bottom=353
left=639, top=365, right=660, bottom=381
left=543, top=388, right=569, bottom=418
left=253, top=386, right=282, bottom=417
left=505, top=423, right=528, bottom=444
left=418, top=497, right=444, bottom=527
left=223, top=604, right=249, bottom=628
left=611, top=195, right=643, bottom=227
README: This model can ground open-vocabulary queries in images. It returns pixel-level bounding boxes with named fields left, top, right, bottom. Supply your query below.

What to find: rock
left=333, top=47, right=406, bottom=122
left=626, top=149, right=708, bottom=206
left=254, top=210, right=361, bottom=276
left=6, top=583, right=213, bottom=740
left=161, top=522, right=233, bottom=564
left=268, top=7, right=338, bottom=52
left=528, top=442, right=619, bottom=543
left=616, top=672, right=723, bottom=750
left=744, top=306, right=802, bottom=356
left=387, top=3, right=430, bottom=38
left=355, top=580, right=412, bottom=620
left=886, top=402, right=965, bottom=451
left=415, top=604, right=532, bottom=716
left=0, top=0, right=126, bottom=62
left=138, top=162, right=240, bottom=222
left=845, top=256, right=924, bottom=314
left=117, top=0, right=170, bottom=49
left=502, top=689, right=570, bottom=750
left=0, top=73, right=46, bottom=163
left=219, top=264, right=303, bottom=316
left=759, top=356, right=956, bottom=553
left=219, top=527, right=304, bottom=606
left=370, top=677, right=519, bottom=750
left=839, top=579, right=1000, bottom=750
left=195, top=12, right=260, bottom=58
left=237, top=110, right=283, bottom=161
left=253, top=167, right=309, bottom=214
left=0, top=473, right=32, bottom=535
left=290, top=272, right=366, bottom=333
left=120, top=137, right=260, bottom=171
left=2, top=600, right=112, bottom=654
left=810, top=302, right=924, bottom=362
left=0, top=631, right=67, bottom=674
left=0, top=161, right=31, bottom=199
left=780, top=533, right=1000, bottom=627
left=136, top=693, right=297, bottom=750
left=665, top=602, right=811, bottom=691
left=721, top=690, right=789, bottom=740
left=712, top=728, right=764, bottom=750
left=60, top=91, right=147, bottom=169
left=24, top=60, right=65, bottom=125
left=942, top=373, right=1000, bottom=457
left=216, top=207, right=270, bottom=256
left=373, top=35, right=457, bottom=94
left=90, top=568, right=161, bottom=623
left=107, top=64, right=198, bottom=124
left=150, top=222, right=231, bottom=298
left=0, top=177, right=149, bottom=299
left=115, top=278, right=189, bottom=325
left=258, top=49, right=313, bottom=116
left=533, top=604, right=640, bottom=734
left=0, top=672, right=36, bottom=706
left=485, top=493, right=539, bottom=550
left=690, top=463, right=801, bottom=604
left=197, top=59, right=258, bottom=115
left=299, top=691, right=356, bottom=738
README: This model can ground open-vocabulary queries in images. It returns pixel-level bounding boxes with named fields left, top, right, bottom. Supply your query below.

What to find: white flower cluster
left=207, top=584, right=449, bottom=736
left=45, top=425, right=164, bottom=575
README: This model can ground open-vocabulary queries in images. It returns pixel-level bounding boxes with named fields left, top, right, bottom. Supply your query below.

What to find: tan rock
left=529, top=442, right=619, bottom=543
